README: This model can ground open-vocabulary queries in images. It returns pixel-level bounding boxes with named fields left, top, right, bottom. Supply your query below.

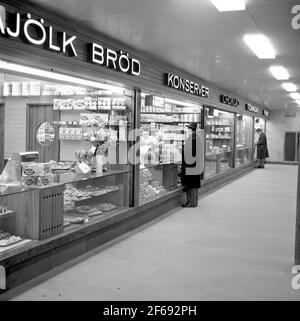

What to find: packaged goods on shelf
left=0, top=205, right=8, bottom=215
left=22, top=162, right=52, bottom=176
left=79, top=113, right=109, bottom=126
left=59, top=127, right=83, bottom=140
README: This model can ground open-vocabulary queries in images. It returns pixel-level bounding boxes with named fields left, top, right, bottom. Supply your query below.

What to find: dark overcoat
left=257, top=132, right=269, bottom=159
left=181, top=131, right=204, bottom=189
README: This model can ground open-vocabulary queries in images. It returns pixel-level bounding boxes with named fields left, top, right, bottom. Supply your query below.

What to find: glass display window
left=235, top=114, right=254, bottom=167
left=139, top=93, right=203, bottom=204
left=205, top=107, right=234, bottom=178
left=0, top=61, right=134, bottom=249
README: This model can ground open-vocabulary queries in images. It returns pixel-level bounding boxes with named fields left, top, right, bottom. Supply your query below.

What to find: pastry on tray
left=98, top=203, right=116, bottom=212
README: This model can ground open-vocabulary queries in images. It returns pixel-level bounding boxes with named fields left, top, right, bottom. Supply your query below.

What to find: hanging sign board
left=0, top=5, right=141, bottom=76
left=245, top=103, right=259, bottom=113
left=165, top=73, right=209, bottom=98
left=220, top=94, right=239, bottom=107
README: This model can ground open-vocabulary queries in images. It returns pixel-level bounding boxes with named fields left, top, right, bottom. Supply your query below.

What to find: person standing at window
left=181, top=122, right=204, bottom=207
left=255, top=128, right=269, bottom=168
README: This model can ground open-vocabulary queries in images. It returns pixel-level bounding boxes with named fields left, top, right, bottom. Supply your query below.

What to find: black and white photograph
left=0, top=0, right=300, bottom=306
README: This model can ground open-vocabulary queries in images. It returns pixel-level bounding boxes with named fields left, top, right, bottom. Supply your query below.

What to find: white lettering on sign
left=88, top=44, right=141, bottom=76
left=292, top=5, right=300, bottom=30
left=245, top=103, right=259, bottom=113
left=165, top=73, right=209, bottom=98
left=0, top=6, right=141, bottom=76
left=220, top=94, right=239, bottom=107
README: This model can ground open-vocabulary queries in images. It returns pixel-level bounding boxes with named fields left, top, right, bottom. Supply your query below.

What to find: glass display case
left=205, top=108, right=234, bottom=178
left=0, top=70, right=134, bottom=254
left=139, top=93, right=203, bottom=204
left=0, top=167, right=130, bottom=256
left=235, top=114, right=254, bottom=167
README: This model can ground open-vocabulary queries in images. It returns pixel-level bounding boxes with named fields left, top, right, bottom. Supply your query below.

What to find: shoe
left=182, top=203, right=191, bottom=207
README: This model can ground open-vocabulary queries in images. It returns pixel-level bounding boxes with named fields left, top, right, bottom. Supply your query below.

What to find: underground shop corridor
left=3, top=165, right=299, bottom=301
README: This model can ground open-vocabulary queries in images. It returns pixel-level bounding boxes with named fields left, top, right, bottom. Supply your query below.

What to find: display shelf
left=0, top=210, right=14, bottom=218
left=207, top=137, right=232, bottom=140
left=141, top=112, right=201, bottom=115
left=70, top=188, right=121, bottom=205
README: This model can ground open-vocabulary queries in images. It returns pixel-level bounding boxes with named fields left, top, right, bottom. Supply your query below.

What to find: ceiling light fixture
left=282, top=83, right=297, bottom=92
left=269, top=66, right=290, bottom=80
left=209, top=0, right=245, bottom=12
left=290, top=93, right=300, bottom=100
left=0, top=60, right=124, bottom=92
left=243, top=34, right=276, bottom=59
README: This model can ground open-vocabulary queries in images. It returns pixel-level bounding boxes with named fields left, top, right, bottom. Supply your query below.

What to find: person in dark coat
left=181, top=122, right=204, bottom=207
left=255, top=128, right=269, bottom=168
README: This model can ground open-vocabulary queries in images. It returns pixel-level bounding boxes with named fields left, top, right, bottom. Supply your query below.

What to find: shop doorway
left=26, top=104, right=60, bottom=162
left=284, top=132, right=299, bottom=162
left=0, top=104, right=4, bottom=173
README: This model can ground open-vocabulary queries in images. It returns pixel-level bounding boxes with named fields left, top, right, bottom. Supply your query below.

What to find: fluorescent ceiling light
left=269, top=66, right=289, bottom=80
left=282, top=83, right=297, bottom=92
left=290, top=93, right=300, bottom=100
left=209, top=0, right=245, bottom=11
left=243, top=34, right=276, bottom=59
left=0, top=60, right=124, bottom=93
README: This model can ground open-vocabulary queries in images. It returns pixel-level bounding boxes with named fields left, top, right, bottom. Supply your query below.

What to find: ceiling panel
left=25, top=0, right=300, bottom=110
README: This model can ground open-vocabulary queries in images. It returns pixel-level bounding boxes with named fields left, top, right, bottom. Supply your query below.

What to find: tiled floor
left=7, top=165, right=300, bottom=300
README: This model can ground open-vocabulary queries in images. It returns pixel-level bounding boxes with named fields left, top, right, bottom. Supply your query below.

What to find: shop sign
left=165, top=73, right=209, bottom=98
left=0, top=5, right=141, bottom=76
left=262, top=109, right=270, bottom=117
left=245, top=103, right=259, bottom=113
left=220, top=94, right=239, bottom=107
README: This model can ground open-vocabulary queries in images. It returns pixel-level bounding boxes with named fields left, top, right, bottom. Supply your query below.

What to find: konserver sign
left=220, top=94, right=239, bottom=107
left=165, top=73, right=209, bottom=98
left=0, top=5, right=141, bottom=76
left=245, top=103, right=259, bottom=113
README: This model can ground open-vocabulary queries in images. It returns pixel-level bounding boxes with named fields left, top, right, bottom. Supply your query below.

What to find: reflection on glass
left=235, top=115, right=253, bottom=167
left=205, top=108, right=234, bottom=178
left=139, top=93, right=202, bottom=204
left=36, top=122, right=55, bottom=146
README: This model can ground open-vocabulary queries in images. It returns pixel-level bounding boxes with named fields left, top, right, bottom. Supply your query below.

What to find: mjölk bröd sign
left=0, top=5, right=141, bottom=76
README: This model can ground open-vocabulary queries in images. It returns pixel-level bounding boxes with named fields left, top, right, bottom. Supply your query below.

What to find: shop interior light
left=243, top=34, right=276, bottom=59
left=209, top=0, right=245, bottom=11
left=164, top=98, right=200, bottom=108
left=0, top=60, right=124, bottom=93
left=282, top=83, right=297, bottom=92
left=269, top=66, right=290, bottom=80
left=290, top=93, right=300, bottom=100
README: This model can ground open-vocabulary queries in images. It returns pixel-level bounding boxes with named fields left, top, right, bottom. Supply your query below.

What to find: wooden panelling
left=26, top=104, right=60, bottom=162
left=4, top=98, right=27, bottom=159
left=0, top=190, right=40, bottom=239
